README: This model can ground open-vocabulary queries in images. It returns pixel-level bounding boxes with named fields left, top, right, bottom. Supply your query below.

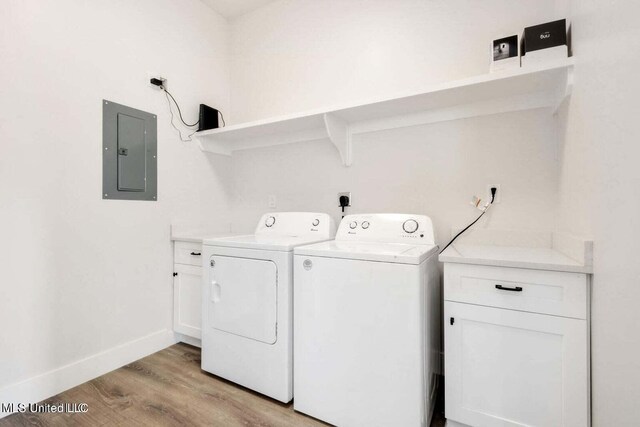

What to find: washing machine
left=201, top=212, right=335, bottom=403
left=293, top=213, right=440, bottom=427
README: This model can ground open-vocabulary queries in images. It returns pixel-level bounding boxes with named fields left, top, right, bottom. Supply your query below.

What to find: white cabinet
left=173, top=241, right=203, bottom=340
left=443, top=263, right=590, bottom=427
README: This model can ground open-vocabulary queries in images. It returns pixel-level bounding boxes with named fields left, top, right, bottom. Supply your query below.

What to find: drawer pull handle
left=190, top=252, right=202, bottom=256
left=495, top=284, right=523, bottom=292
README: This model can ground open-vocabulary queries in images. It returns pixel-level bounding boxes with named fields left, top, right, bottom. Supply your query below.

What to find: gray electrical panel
left=102, top=100, right=157, bottom=201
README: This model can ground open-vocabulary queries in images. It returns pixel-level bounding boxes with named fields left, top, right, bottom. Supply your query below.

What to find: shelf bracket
left=552, top=64, right=574, bottom=114
left=196, top=138, right=232, bottom=156
left=323, top=113, right=352, bottom=166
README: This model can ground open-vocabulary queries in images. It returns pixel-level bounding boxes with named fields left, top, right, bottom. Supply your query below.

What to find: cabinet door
left=445, top=302, right=588, bottom=427
left=173, top=264, right=203, bottom=339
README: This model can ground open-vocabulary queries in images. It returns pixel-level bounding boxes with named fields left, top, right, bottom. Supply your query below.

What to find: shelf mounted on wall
left=197, top=111, right=354, bottom=166
left=196, top=58, right=574, bottom=166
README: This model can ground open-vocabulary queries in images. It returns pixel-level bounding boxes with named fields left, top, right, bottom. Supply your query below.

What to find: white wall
left=230, top=109, right=560, bottom=245
left=228, top=0, right=564, bottom=246
left=556, top=0, right=640, bottom=424
left=0, top=0, right=231, bottom=402
left=229, top=0, right=562, bottom=123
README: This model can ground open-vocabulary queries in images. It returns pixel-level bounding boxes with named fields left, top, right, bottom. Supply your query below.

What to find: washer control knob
left=403, top=219, right=419, bottom=234
left=265, top=216, right=276, bottom=227
left=361, top=221, right=370, bottom=229
left=349, top=221, right=358, bottom=229
left=312, top=218, right=320, bottom=227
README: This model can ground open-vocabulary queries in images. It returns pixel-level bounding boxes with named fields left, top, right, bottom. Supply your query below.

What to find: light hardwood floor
left=2, top=343, right=446, bottom=426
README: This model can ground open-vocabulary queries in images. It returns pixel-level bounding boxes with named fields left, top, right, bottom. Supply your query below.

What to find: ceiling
left=200, top=0, right=277, bottom=19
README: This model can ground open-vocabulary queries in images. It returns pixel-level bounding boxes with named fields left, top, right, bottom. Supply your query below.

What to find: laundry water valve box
left=521, top=19, right=569, bottom=67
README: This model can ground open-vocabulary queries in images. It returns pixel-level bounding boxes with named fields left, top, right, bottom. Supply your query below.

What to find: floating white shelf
left=196, top=59, right=574, bottom=166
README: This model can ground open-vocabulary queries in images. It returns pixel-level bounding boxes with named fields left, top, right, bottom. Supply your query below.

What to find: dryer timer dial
left=403, top=219, right=419, bottom=234
left=265, top=216, right=276, bottom=227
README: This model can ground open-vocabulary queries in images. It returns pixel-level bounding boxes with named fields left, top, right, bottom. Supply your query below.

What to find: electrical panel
left=102, top=100, right=157, bottom=201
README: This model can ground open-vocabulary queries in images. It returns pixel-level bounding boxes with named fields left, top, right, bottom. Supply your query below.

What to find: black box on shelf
left=198, top=104, right=220, bottom=132
left=521, top=19, right=569, bottom=66
left=522, top=19, right=567, bottom=53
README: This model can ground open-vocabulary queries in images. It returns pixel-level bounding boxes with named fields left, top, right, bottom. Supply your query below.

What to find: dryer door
left=209, top=255, right=278, bottom=344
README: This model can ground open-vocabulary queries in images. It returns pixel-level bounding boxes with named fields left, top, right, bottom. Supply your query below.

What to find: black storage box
left=198, top=104, right=220, bottom=132
left=521, top=19, right=567, bottom=55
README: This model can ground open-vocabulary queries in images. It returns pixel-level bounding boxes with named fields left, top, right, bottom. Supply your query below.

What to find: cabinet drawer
left=174, top=241, right=204, bottom=266
left=444, top=263, right=588, bottom=319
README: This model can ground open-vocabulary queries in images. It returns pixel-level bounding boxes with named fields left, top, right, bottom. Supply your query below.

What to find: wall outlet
left=268, top=195, right=277, bottom=209
left=148, top=72, right=165, bottom=89
left=338, top=192, right=351, bottom=207
left=488, top=184, right=501, bottom=203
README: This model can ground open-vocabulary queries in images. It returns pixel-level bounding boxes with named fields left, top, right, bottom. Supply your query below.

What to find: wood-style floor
left=2, top=343, right=446, bottom=426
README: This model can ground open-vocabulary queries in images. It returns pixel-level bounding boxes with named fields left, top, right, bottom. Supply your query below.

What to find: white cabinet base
left=442, top=262, right=591, bottom=427
left=174, top=333, right=201, bottom=348
left=173, top=261, right=203, bottom=339
left=445, top=301, right=588, bottom=427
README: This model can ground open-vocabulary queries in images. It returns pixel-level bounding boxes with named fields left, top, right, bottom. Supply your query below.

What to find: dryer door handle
left=211, top=280, right=221, bottom=302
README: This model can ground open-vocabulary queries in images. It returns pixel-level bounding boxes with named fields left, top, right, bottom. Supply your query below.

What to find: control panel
left=255, top=212, right=336, bottom=237
left=336, top=214, right=435, bottom=245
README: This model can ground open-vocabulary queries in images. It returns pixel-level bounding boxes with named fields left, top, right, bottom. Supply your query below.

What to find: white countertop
left=171, top=231, right=234, bottom=244
left=439, top=244, right=592, bottom=274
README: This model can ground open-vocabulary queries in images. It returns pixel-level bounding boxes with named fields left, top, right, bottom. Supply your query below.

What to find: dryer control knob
left=349, top=221, right=358, bottom=229
left=361, top=221, right=370, bottom=229
left=312, top=219, right=320, bottom=227
left=403, top=219, right=419, bottom=234
left=265, top=216, right=276, bottom=227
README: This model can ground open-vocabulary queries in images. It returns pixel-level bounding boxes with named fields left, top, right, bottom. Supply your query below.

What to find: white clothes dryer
left=201, top=212, right=335, bottom=403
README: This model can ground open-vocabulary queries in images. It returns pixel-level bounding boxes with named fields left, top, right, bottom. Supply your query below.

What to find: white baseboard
left=0, top=329, right=177, bottom=419
left=175, top=333, right=201, bottom=348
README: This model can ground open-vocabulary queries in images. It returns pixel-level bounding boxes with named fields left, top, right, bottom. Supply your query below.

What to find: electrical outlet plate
left=147, top=72, right=165, bottom=89
left=487, top=184, right=501, bottom=203
left=338, top=192, right=351, bottom=207
left=268, top=195, right=277, bottom=209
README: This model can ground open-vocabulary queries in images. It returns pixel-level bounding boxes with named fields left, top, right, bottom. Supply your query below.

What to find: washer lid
left=203, top=234, right=333, bottom=251
left=294, top=240, right=438, bottom=264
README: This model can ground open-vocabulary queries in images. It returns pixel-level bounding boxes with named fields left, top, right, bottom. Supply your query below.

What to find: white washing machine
left=201, top=212, right=335, bottom=403
left=293, top=213, right=440, bottom=427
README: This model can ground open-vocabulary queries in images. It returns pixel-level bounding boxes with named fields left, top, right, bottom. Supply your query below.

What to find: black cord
left=162, top=87, right=199, bottom=127
left=164, top=91, right=196, bottom=142
left=439, top=189, right=496, bottom=254
left=439, top=210, right=487, bottom=254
